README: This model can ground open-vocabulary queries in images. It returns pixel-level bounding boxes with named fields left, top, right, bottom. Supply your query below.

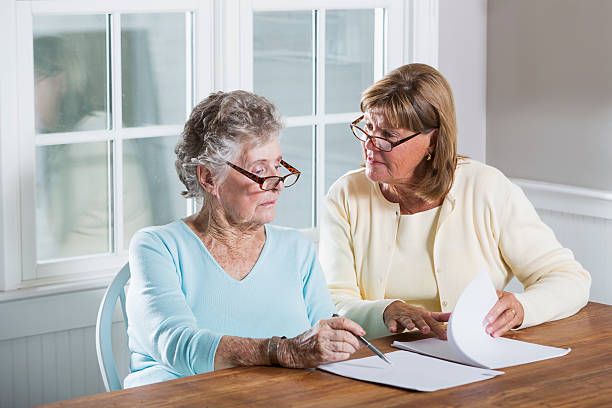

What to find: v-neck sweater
left=124, top=221, right=335, bottom=388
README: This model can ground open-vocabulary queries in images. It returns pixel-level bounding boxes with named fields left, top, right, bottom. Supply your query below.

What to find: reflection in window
left=326, top=9, right=375, bottom=114
left=121, top=13, right=188, bottom=127
left=32, top=13, right=191, bottom=262
left=325, top=123, right=365, bottom=192
left=33, top=15, right=108, bottom=134
left=254, top=11, right=313, bottom=117
left=36, top=142, right=111, bottom=260
left=274, top=126, right=313, bottom=229
left=123, top=136, right=186, bottom=248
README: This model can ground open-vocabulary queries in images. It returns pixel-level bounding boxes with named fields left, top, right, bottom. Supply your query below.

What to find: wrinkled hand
left=383, top=301, right=451, bottom=340
left=484, top=290, right=524, bottom=337
left=278, top=316, right=364, bottom=368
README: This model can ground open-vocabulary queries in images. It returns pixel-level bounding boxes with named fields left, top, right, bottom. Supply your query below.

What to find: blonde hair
left=360, top=63, right=459, bottom=203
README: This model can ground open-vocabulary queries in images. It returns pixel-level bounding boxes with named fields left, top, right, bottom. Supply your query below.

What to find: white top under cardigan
left=320, top=159, right=591, bottom=339
left=385, top=206, right=442, bottom=313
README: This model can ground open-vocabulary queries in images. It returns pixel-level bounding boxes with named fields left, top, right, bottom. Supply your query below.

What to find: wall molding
left=512, top=178, right=612, bottom=220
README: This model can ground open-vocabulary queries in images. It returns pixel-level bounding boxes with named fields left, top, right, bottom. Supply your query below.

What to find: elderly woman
left=124, top=90, right=364, bottom=388
left=320, top=63, right=591, bottom=340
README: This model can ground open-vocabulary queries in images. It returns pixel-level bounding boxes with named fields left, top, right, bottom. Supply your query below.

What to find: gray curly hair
left=175, top=90, right=283, bottom=202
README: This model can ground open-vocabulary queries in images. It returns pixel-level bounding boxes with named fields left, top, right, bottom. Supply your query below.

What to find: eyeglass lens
left=261, top=172, right=299, bottom=191
left=352, top=125, right=392, bottom=151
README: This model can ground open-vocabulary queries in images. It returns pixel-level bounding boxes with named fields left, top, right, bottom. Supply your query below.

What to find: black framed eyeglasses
left=226, top=160, right=301, bottom=191
left=350, top=115, right=423, bottom=152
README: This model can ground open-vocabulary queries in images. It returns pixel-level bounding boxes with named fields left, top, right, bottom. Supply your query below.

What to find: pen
left=332, top=313, right=392, bottom=365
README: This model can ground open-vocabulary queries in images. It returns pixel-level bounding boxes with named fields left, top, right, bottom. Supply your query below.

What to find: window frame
left=4, top=0, right=214, bottom=289
left=0, top=0, right=438, bottom=293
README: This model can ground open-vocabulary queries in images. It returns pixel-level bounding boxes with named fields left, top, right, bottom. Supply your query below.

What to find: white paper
left=393, top=270, right=571, bottom=369
left=318, top=350, right=503, bottom=392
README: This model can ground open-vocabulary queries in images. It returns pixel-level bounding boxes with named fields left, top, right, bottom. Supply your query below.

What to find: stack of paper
left=319, top=270, right=570, bottom=391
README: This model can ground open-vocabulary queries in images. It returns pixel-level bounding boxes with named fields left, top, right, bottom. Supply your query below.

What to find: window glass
left=325, top=9, right=375, bottom=114
left=254, top=11, right=313, bottom=117
left=33, top=15, right=108, bottom=134
left=121, top=13, right=188, bottom=127
left=36, top=142, right=111, bottom=261
left=123, top=136, right=186, bottom=247
left=274, top=126, right=313, bottom=228
left=325, top=123, right=364, bottom=192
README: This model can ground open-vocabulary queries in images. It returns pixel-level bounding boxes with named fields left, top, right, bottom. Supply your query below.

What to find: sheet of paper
left=391, top=337, right=474, bottom=366
left=392, top=337, right=570, bottom=369
left=393, top=270, right=571, bottom=369
left=318, top=351, right=503, bottom=392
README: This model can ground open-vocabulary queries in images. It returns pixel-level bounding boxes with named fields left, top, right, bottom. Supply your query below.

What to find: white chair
left=96, top=263, right=130, bottom=392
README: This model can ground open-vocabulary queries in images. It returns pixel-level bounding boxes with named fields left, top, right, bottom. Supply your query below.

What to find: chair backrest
left=96, top=263, right=131, bottom=392
left=298, top=227, right=320, bottom=250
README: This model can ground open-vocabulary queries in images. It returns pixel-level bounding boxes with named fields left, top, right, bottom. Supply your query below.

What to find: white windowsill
left=0, top=270, right=116, bottom=303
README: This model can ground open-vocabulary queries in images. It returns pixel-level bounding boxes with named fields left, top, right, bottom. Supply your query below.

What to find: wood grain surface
left=38, top=302, right=612, bottom=408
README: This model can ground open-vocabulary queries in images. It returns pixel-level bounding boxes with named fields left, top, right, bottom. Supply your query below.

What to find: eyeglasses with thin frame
left=225, top=160, right=301, bottom=191
left=350, top=115, right=424, bottom=152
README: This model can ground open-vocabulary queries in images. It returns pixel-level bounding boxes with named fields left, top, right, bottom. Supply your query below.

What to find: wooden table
left=41, top=302, right=612, bottom=407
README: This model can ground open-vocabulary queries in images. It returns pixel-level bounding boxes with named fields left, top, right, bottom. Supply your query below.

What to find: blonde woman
left=320, top=63, right=591, bottom=340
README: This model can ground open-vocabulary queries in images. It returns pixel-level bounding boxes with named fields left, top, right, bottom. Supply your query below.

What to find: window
left=0, top=0, right=437, bottom=291
left=12, top=1, right=213, bottom=283
left=251, top=3, right=396, bottom=229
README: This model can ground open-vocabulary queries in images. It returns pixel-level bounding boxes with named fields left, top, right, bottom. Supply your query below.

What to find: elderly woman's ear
left=197, top=165, right=217, bottom=195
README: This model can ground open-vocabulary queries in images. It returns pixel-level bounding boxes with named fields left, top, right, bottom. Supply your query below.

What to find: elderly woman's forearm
left=213, top=336, right=270, bottom=370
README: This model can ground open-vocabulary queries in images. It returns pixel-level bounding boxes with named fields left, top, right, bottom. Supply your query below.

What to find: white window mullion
left=185, top=11, right=194, bottom=120
left=192, top=2, right=214, bottom=215
left=239, top=0, right=254, bottom=91
left=185, top=10, right=195, bottom=216
left=33, top=131, right=113, bottom=146
left=284, top=112, right=361, bottom=128
left=314, top=8, right=326, bottom=227
left=111, top=13, right=124, bottom=252
left=16, top=3, right=37, bottom=281
left=374, top=7, right=386, bottom=81
left=120, top=126, right=185, bottom=140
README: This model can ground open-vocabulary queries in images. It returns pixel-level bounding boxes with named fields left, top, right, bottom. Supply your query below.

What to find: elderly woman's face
left=216, top=138, right=284, bottom=225
left=362, top=111, right=435, bottom=184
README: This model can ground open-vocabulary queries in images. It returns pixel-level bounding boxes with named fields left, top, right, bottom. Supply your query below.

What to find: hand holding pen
left=275, top=315, right=367, bottom=368
left=333, top=313, right=392, bottom=365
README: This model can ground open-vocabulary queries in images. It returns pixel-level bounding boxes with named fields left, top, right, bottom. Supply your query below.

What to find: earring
left=426, top=153, right=432, bottom=161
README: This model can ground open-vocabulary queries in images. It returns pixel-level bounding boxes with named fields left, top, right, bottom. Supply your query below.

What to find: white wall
left=487, top=0, right=612, bottom=190
left=438, top=0, right=488, bottom=162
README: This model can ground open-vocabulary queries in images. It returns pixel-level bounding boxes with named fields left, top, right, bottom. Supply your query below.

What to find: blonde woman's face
left=362, top=111, right=435, bottom=185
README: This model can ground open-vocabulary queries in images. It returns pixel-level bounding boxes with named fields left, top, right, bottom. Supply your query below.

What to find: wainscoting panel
left=0, top=322, right=129, bottom=408
left=514, top=177, right=612, bottom=306
left=537, top=209, right=612, bottom=305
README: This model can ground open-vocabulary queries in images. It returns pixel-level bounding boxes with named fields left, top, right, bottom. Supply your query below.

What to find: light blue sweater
left=124, top=220, right=335, bottom=388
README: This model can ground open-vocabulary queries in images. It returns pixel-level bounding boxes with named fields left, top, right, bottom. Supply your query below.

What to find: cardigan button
left=442, top=301, right=448, bottom=307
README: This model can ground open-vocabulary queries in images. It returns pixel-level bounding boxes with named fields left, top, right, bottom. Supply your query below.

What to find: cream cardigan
left=320, top=159, right=591, bottom=339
